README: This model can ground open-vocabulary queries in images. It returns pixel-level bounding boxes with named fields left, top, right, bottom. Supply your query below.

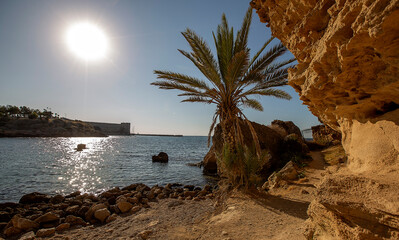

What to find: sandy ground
left=38, top=151, right=328, bottom=240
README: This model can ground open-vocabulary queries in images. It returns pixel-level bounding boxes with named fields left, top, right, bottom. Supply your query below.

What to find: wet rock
left=36, top=227, right=55, bottom=237
left=94, top=208, right=110, bottom=223
left=55, top=222, right=70, bottom=232
left=122, top=183, right=138, bottom=191
left=117, top=201, right=133, bottom=213
left=34, top=212, right=59, bottom=223
left=65, top=215, right=86, bottom=226
left=183, top=185, right=195, bottom=191
left=152, top=152, right=168, bottom=163
left=19, top=192, right=50, bottom=204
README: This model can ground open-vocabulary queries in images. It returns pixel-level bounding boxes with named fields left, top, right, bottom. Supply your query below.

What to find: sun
left=66, top=22, right=109, bottom=61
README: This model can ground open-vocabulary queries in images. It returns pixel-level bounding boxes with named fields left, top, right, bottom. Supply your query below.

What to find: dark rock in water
left=19, top=192, right=50, bottom=204
left=76, top=144, right=86, bottom=151
left=152, top=152, right=168, bottom=163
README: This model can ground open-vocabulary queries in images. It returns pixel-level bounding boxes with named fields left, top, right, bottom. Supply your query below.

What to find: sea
left=0, top=136, right=216, bottom=203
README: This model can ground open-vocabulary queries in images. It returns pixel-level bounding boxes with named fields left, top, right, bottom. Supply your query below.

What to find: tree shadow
left=246, top=191, right=310, bottom=220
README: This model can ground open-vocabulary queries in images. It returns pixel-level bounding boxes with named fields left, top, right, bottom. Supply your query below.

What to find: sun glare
left=66, top=22, right=109, bottom=61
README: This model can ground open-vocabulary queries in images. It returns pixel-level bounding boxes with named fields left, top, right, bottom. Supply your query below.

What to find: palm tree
left=152, top=7, right=294, bottom=184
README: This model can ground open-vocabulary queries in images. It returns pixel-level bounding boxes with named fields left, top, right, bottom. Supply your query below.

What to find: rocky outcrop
left=311, top=124, right=342, bottom=146
left=251, top=0, right=399, bottom=239
left=0, top=118, right=106, bottom=137
left=203, top=120, right=309, bottom=178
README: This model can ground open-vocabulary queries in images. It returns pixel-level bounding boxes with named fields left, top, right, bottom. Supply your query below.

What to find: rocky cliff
left=251, top=0, right=399, bottom=239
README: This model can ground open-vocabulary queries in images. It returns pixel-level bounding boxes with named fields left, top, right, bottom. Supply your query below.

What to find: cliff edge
left=251, top=0, right=399, bottom=239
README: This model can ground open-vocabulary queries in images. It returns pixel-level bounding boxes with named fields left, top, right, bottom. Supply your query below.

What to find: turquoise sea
left=0, top=136, right=214, bottom=202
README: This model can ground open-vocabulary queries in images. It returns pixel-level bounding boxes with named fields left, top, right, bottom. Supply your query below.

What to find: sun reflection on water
left=56, top=137, right=112, bottom=194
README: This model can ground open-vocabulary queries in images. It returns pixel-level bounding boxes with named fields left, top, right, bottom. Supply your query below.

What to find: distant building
left=85, top=121, right=130, bottom=135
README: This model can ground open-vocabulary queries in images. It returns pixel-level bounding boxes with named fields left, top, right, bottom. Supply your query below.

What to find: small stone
left=130, top=206, right=141, bottom=214
left=85, top=203, right=107, bottom=220
left=55, top=222, right=70, bottom=232
left=168, top=200, right=183, bottom=208
left=106, top=213, right=118, bottom=223
left=117, top=201, right=133, bottom=213
left=66, top=205, right=80, bottom=215
left=127, top=196, right=139, bottom=204
left=34, top=212, right=60, bottom=223
left=4, top=226, right=21, bottom=237
left=50, top=194, right=65, bottom=204
left=65, top=215, right=86, bottom=226
left=19, top=231, right=35, bottom=240
left=36, top=227, right=55, bottom=237
left=15, top=217, right=39, bottom=231
left=65, top=191, right=81, bottom=198
left=138, top=230, right=152, bottom=239
left=94, top=208, right=111, bottom=223
left=221, top=231, right=228, bottom=236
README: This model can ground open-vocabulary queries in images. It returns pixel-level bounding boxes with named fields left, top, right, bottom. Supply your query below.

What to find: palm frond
left=248, top=36, right=275, bottom=68
left=154, top=70, right=210, bottom=90
left=234, top=7, right=252, bottom=54
left=242, top=89, right=292, bottom=100
left=225, top=50, right=250, bottom=86
left=181, top=96, right=213, bottom=104
left=181, top=29, right=221, bottom=85
left=151, top=81, right=203, bottom=95
left=241, top=98, right=263, bottom=111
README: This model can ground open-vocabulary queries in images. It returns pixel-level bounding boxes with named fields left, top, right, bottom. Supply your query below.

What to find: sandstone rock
left=116, top=201, right=133, bottom=213
left=65, top=215, right=86, bottom=226
left=34, top=212, right=59, bottom=223
left=311, top=125, right=342, bottom=146
left=279, top=161, right=299, bottom=181
left=19, top=192, right=50, bottom=204
left=94, top=208, right=110, bottom=223
left=36, top=227, right=55, bottom=237
left=251, top=0, right=399, bottom=238
left=55, top=222, right=70, bottom=232
left=152, top=152, right=168, bottom=163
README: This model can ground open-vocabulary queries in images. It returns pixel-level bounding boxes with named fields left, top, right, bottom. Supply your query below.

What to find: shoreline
left=0, top=182, right=216, bottom=239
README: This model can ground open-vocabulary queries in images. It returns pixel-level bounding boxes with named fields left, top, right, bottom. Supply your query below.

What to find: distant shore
left=131, top=133, right=183, bottom=137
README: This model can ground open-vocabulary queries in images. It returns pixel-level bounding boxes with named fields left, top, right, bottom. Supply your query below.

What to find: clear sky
left=0, top=0, right=320, bottom=136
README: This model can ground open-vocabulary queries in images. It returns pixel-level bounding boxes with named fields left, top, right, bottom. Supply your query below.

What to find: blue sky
left=0, top=0, right=319, bottom=136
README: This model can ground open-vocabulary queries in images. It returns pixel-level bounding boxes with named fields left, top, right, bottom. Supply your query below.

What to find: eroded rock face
left=251, top=0, right=399, bottom=239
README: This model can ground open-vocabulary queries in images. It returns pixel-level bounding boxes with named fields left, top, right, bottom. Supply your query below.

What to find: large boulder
left=203, top=120, right=308, bottom=178
left=251, top=0, right=399, bottom=238
left=19, top=192, right=50, bottom=204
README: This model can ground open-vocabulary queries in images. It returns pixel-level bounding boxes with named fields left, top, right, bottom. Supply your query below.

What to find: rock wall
left=251, top=0, right=399, bottom=239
